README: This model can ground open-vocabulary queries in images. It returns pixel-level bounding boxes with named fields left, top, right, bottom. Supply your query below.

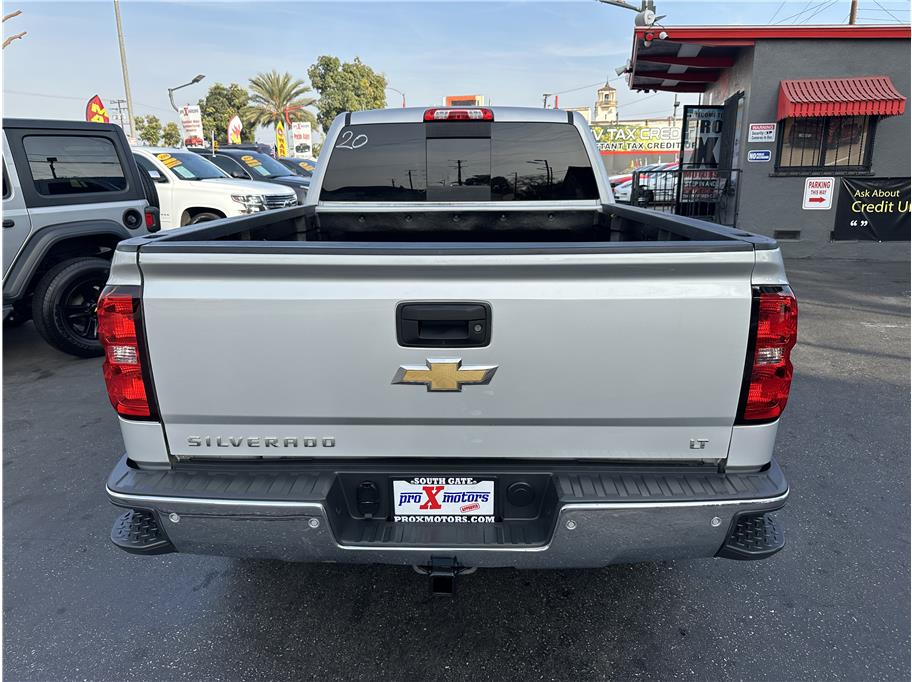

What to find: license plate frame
left=392, top=477, right=496, bottom=523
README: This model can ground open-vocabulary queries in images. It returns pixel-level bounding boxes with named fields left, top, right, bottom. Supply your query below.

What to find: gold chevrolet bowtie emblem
left=392, top=359, right=497, bottom=392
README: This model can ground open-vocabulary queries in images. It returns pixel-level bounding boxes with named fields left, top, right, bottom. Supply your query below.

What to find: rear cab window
left=320, top=121, right=599, bottom=202
left=23, top=135, right=126, bottom=196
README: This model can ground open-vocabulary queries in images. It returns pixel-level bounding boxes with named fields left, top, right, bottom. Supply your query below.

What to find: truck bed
left=121, top=203, right=776, bottom=250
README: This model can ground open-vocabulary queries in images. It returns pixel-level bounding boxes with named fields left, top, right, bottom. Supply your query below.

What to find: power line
left=803, top=0, right=840, bottom=22
left=767, top=1, right=787, bottom=23
left=5, top=89, right=174, bottom=113
left=871, top=0, right=906, bottom=23
left=774, top=0, right=828, bottom=23
left=549, top=76, right=624, bottom=98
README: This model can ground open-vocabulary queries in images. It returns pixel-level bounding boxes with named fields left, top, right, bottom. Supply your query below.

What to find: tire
left=187, top=211, right=221, bottom=225
left=31, top=257, right=110, bottom=358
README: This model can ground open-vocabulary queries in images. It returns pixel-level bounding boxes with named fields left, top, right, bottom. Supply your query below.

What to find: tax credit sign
left=591, top=122, right=681, bottom=155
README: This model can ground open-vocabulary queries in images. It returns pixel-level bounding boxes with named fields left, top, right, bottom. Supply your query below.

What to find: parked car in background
left=132, top=148, right=296, bottom=229
left=613, top=162, right=679, bottom=203
left=634, top=162, right=680, bottom=204
left=613, top=178, right=634, bottom=202
left=191, top=148, right=310, bottom=203
left=2, top=119, right=159, bottom=356
left=608, top=162, right=664, bottom=190
left=277, top=156, right=315, bottom=178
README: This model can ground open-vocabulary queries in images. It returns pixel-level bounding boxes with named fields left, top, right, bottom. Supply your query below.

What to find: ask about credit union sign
left=833, top=177, right=911, bottom=241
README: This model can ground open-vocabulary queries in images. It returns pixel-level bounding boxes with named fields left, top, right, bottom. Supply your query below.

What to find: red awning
left=777, top=76, right=906, bottom=120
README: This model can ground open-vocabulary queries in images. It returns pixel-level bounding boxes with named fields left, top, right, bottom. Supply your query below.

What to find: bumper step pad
left=111, top=509, right=175, bottom=555
left=717, top=511, right=784, bottom=560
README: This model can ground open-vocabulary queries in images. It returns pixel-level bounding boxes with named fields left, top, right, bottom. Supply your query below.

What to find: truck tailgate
left=138, top=248, right=754, bottom=461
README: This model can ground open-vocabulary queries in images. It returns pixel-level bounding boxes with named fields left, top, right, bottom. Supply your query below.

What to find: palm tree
left=244, top=70, right=318, bottom=131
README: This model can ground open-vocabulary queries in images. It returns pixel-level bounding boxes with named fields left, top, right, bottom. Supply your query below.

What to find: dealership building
left=625, top=24, right=910, bottom=256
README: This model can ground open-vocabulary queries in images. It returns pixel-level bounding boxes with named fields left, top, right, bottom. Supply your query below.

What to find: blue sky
left=3, top=0, right=910, bottom=141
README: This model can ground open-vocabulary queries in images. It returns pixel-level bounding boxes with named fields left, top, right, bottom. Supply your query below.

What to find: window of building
left=23, top=135, right=127, bottom=195
left=776, top=115, right=874, bottom=172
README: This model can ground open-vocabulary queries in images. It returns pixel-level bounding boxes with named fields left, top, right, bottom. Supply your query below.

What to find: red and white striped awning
left=777, top=76, right=906, bottom=120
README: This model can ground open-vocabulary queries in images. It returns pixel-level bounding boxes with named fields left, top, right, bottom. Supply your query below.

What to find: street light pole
left=386, top=86, right=406, bottom=108
left=168, top=74, right=206, bottom=112
left=166, top=75, right=205, bottom=148
left=112, top=0, right=135, bottom=139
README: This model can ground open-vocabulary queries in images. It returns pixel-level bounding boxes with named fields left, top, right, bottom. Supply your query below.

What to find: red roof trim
left=634, top=25, right=911, bottom=42
left=777, top=76, right=907, bottom=119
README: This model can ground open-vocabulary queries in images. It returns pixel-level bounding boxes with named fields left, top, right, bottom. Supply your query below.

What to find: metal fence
left=630, top=167, right=742, bottom=227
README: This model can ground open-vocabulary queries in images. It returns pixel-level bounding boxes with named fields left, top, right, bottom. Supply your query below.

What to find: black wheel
left=31, top=257, right=110, bottom=357
left=636, top=189, right=655, bottom=206
left=188, top=211, right=221, bottom=225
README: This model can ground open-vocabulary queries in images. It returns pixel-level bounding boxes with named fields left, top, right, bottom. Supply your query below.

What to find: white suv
left=132, top=147, right=296, bottom=229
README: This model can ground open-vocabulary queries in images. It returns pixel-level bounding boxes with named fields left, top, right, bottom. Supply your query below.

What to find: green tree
left=307, top=56, right=387, bottom=132
left=161, top=122, right=181, bottom=147
left=135, top=115, right=162, bottom=146
left=198, top=82, right=253, bottom=144
left=243, top=70, right=318, bottom=133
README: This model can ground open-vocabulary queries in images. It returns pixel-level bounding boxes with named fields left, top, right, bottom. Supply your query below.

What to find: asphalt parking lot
left=3, top=256, right=909, bottom=681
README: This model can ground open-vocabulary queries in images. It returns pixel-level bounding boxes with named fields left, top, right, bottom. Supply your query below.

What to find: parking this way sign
left=803, top=177, right=836, bottom=210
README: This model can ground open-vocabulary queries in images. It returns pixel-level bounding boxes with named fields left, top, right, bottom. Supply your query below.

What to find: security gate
left=631, top=167, right=742, bottom=226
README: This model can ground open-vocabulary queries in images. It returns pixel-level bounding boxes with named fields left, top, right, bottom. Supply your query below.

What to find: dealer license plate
left=393, top=477, right=495, bottom=523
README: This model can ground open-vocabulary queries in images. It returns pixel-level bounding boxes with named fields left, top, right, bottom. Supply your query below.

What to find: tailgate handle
left=397, top=303, right=491, bottom=348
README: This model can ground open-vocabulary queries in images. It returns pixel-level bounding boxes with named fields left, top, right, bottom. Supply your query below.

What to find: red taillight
left=98, top=287, right=154, bottom=419
left=144, top=207, right=160, bottom=233
left=423, top=108, right=494, bottom=122
left=740, top=287, right=798, bottom=422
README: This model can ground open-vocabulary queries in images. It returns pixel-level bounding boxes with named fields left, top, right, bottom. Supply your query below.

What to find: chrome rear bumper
left=106, top=456, right=788, bottom=568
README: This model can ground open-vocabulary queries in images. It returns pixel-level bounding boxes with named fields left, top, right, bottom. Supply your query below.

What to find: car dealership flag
left=227, top=115, right=242, bottom=144
left=85, top=95, right=110, bottom=123
left=275, top=120, right=288, bottom=157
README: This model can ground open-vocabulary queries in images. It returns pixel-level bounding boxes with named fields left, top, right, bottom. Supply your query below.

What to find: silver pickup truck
left=102, top=107, right=796, bottom=592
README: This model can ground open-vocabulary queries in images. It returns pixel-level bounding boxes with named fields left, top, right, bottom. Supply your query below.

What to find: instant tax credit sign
left=803, top=177, right=835, bottom=210
left=591, top=123, right=680, bottom=155
left=833, top=177, right=910, bottom=241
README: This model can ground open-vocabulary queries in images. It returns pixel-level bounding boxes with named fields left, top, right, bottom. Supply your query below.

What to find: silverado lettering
left=187, top=436, right=334, bottom=448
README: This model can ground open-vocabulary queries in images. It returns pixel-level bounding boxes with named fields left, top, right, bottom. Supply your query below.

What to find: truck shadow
left=207, top=557, right=694, bottom=679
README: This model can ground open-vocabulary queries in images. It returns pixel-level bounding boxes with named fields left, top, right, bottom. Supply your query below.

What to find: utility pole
left=112, top=0, right=136, bottom=139
left=109, top=98, right=128, bottom=129
left=848, top=0, right=858, bottom=24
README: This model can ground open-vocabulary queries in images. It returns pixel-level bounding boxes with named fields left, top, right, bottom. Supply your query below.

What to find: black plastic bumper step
left=111, top=509, right=175, bottom=555
left=717, top=511, right=784, bottom=560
